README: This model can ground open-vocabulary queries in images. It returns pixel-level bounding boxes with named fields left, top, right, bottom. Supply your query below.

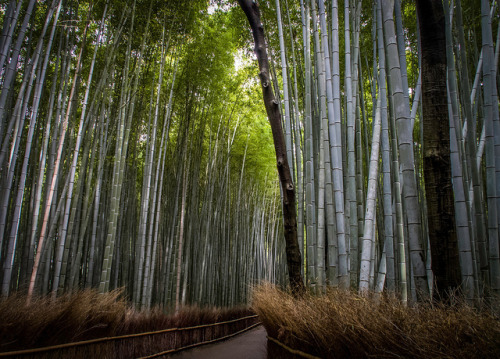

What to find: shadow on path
left=168, top=325, right=267, bottom=359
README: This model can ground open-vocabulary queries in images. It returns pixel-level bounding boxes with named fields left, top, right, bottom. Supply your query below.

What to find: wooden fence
left=0, top=315, right=260, bottom=358
left=266, top=335, right=321, bottom=359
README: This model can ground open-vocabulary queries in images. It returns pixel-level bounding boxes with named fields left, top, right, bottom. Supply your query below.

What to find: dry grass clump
left=121, top=305, right=253, bottom=334
left=0, top=289, right=254, bottom=353
left=0, top=289, right=126, bottom=352
left=252, top=284, right=500, bottom=358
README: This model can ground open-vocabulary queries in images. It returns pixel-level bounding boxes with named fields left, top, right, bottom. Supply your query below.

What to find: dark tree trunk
left=237, top=0, right=305, bottom=296
left=416, top=0, right=461, bottom=300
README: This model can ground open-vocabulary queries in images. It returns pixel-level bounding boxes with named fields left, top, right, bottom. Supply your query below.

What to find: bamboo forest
left=0, top=0, right=499, bottom=357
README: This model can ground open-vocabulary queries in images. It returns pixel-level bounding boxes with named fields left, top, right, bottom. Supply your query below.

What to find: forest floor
left=168, top=325, right=268, bottom=359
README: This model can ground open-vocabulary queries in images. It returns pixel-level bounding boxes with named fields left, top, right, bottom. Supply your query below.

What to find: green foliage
left=230, top=69, right=278, bottom=190
left=165, top=4, right=280, bottom=193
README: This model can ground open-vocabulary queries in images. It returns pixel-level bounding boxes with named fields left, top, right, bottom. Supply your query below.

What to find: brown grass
left=252, top=284, right=500, bottom=359
left=0, top=289, right=254, bottom=355
left=0, top=289, right=126, bottom=351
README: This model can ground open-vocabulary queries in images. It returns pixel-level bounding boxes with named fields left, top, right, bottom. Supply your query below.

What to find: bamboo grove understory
left=0, top=0, right=498, bottom=309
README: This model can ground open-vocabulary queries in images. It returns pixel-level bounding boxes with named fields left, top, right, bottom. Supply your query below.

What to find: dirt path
left=168, top=325, right=267, bottom=359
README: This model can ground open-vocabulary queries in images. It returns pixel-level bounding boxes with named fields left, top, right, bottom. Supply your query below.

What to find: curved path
left=168, top=325, right=267, bottom=359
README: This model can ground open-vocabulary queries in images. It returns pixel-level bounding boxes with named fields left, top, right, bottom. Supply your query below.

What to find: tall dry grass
left=0, top=289, right=126, bottom=351
left=252, top=284, right=500, bottom=358
left=0, top=289, right=254, bottom=355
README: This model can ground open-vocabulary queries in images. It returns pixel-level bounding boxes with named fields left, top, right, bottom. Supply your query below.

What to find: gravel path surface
left=168, top=325, right=267, bottom=359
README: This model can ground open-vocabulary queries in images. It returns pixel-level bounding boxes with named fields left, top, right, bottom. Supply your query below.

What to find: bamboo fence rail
left=267, top=336, right=321, bottom=359
left=0, top=315, right=260, bottom=359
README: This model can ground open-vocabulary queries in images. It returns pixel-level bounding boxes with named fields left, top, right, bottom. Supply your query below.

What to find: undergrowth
left=0, top=289, right=253, bottom=353
left=252, top=284, right=500, bottom=358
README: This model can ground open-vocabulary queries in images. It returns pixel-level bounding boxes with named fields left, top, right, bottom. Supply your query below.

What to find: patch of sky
left=208, top=0, right=234, bottom=15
